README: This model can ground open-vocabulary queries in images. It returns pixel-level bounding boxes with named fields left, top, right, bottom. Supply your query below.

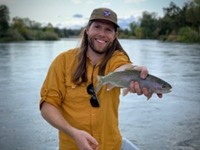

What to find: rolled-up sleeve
left=40, top=54, right=66, bottom=109
left=107, top=50, right=132, bottom=72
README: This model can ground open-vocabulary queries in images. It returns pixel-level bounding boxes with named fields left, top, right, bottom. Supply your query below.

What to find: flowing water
left=0, top=39, right=199, bottom=150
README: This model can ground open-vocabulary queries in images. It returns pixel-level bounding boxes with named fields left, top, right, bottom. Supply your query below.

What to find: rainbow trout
left=96, top=69, right=172, bottom=95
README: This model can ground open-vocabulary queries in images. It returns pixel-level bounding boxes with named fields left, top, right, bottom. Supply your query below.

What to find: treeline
left=0, top=5, right=81, bottom=42
left=0, top=0, right=200, bottom=43
left=119, top=0, right=200, bottom=43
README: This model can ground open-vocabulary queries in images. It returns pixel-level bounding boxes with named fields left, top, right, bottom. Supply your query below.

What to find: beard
left=87, top=36, right=113, bottom=55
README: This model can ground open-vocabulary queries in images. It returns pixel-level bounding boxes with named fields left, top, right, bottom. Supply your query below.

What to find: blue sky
left=1, top=0, right=189, bottom=29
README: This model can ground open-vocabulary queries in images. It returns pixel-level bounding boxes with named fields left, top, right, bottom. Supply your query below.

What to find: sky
left=0, top=0, right=189, bottom=29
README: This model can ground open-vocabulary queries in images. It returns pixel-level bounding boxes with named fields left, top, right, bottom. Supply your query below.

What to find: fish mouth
left=163, top=89, right=172, bottom=93
left=155, top=88, right=172, bottom=94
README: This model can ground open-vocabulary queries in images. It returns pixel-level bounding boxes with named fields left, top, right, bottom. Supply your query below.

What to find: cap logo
left=103, top=10, right=111, bottom=17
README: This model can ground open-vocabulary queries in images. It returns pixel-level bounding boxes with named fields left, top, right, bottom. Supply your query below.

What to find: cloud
left=101, top=2, right=111, bottom=7
left=70, top=0, right=95, bottom=4
left=55, top=9, right=140, bottom=30
left=55, top=15, right=139, bottom=30
left=86, top=0, right=95, bottom=4
left=118, top=16, right=139, bottom=29
left=73, top=14, right=83, bottom=18
left=70, top=0, right=82, bottom=4
left=125, top=0, right=146, bottom=3
left=55, top=17, right=87, bottom=29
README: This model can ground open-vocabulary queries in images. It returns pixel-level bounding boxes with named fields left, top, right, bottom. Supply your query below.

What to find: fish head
left=153, top=81, right=172, bottom=94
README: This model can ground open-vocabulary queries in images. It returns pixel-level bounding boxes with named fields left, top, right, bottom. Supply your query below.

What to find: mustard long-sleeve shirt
left=40, top=48, right=131, bottom=150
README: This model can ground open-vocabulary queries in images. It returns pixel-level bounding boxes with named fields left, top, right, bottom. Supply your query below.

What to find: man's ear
left=86, top=27, right=89, bottom=34
left=115, top=31, right=118, bottom=39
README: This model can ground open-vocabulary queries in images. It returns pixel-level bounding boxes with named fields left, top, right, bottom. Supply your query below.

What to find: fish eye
left=162, top=84, right=167, bottom=88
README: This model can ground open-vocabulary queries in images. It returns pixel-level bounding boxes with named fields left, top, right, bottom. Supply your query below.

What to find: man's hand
left=129, top=65, right=163, bottom=99
left=114, top=64, right=163, bottom=99
left=72, top=129, right=99, bottom=150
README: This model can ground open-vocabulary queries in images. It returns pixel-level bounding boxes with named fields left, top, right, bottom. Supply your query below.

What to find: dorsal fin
left=114, top=64, right=133, bottom=72
left=124, top=66, right=135, bottom=71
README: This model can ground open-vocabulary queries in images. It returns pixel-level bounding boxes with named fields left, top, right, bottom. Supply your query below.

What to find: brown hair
left=72, top=21, right=130, bottom=85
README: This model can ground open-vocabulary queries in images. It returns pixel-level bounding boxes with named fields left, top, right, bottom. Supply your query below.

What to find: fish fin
left=146, top=93, right=152, bottom=100
left=122, top=88, right=129, bottom=96
left=95, top=75, right=103, bottom=93
left=106, top=83, right=115, bottom=91
left=124, top=66, right=135, bottom=71
left=97, top=75, right=102, bottom=82
left=114, top=64, right=134, bottom=72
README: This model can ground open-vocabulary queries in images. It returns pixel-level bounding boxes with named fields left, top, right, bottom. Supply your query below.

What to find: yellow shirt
left=40, top=48, right=131, bottom=150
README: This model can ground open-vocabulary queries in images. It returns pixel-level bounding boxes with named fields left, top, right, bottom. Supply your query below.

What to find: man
left=40, top=8, right=162, bottom=150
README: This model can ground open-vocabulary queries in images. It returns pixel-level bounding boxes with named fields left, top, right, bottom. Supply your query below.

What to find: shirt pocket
left=64, top=78, right=89, bottom=102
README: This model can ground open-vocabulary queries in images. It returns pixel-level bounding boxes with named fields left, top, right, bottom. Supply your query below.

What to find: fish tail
left=95, top=75, right=104, bottom=93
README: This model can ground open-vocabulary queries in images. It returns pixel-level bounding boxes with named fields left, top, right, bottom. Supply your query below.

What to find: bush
left=20, top=28, right=36, bottom=40
left=134, top=27, right=144, bottom=39
left=178, top=27, right=200, bottom=43
left=0, top=29, right=25, bottom=42
left=35, top=31, right=59, bottom=40
left=166, top=35, right=179, bottom=42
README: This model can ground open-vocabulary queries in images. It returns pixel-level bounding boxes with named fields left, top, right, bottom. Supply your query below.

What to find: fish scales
left=96, top=69, right=172, bottom=94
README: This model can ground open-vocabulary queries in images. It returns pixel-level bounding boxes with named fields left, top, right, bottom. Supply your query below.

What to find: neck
left=87, top=47, right=105, bottom=66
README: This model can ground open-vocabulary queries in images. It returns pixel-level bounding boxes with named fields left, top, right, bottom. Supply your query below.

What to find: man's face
left=86, top=20, right=117, bottom=55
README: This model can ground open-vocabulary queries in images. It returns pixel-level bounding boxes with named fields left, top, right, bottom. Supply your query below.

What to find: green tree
left=134, top=27, right=144, bottom=39
left=129, top=22, right=138, bottom=36
left=162, top=2, right=182, bottom=34
left=185, top=0, right=200, bottom=31
left=11, top=17, right=31, bottom=39
left=12, top=17, right=26, bottom=31
left=11, top=17, right=59, bottom=40
left=140, top=11, right=158, bottom=38
left=118, top=28, right=131, bottom=38
left=178, top=27, right=200, bottom=43
left=44, top=23, right=54, bottom=32
left=62, top=28, right=69, bottom=37
left=0, top=5, right=10, bottom=36
left=54, top=27, right=65, bottom=37
left=157, top=1, right=190, bottom=37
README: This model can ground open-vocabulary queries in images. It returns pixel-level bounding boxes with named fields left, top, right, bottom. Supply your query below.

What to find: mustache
left=87, top=37, right=113, bottom=55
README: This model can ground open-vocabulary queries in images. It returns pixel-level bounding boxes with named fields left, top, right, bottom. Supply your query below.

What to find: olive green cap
left=89, top=8, right=119, bottom=27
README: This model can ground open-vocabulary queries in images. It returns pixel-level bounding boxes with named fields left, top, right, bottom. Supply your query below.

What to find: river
left=0, top=39, right=199, bottom=150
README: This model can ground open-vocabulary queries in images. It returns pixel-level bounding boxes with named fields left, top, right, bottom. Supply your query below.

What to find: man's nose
left=98, top=29, right=106, bottom=37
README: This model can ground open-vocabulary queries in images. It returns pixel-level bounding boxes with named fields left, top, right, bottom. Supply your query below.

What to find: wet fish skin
left=96, top=69, right=172, bottom=94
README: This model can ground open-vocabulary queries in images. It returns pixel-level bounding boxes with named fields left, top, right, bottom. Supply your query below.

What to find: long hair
left=72, top=21, right=130, bottom=85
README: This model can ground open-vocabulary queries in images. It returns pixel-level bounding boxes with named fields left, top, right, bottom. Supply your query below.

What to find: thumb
left=135, top=66, right=148, bottom=79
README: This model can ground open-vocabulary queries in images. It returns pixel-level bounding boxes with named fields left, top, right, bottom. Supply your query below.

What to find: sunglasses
left=87, top=83, right=100, bottom=107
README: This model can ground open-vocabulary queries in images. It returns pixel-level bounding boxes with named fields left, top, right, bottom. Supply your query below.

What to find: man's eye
left=95, top=26, right=100, bottom=29
left=106, top=28, right=113, bottom=32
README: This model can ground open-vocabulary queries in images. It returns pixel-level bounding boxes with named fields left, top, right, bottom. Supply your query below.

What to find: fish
left=96, top=68, right=172, bottom=96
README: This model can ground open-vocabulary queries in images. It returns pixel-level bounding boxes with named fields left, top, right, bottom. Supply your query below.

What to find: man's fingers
left=75, top=130, right=99, bottom=150
left=130, top=81, right=163, bottom=100
left=129, top=81, right=142, bottom=95
left=134, top=82, right=142, bottom=95
left=87, top=135, right=99, bottom=149
left=134, top=66, right=148, bottom=79
left=142, top=88, right=152, bottom=100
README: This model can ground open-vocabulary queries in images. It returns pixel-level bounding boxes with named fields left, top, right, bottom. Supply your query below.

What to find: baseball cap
left=89, top=8, right=119, bottom=28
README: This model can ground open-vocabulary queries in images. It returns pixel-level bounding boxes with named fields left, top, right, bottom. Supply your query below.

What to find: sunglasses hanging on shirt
left=87, top=83, right=100, bottom=107
left=87, top=65, right=100, bottom=107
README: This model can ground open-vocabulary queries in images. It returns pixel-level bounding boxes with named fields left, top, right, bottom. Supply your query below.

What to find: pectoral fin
left=106, top=83, right=116, bottom=91
left=122, top=88, right=129, bottom=96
